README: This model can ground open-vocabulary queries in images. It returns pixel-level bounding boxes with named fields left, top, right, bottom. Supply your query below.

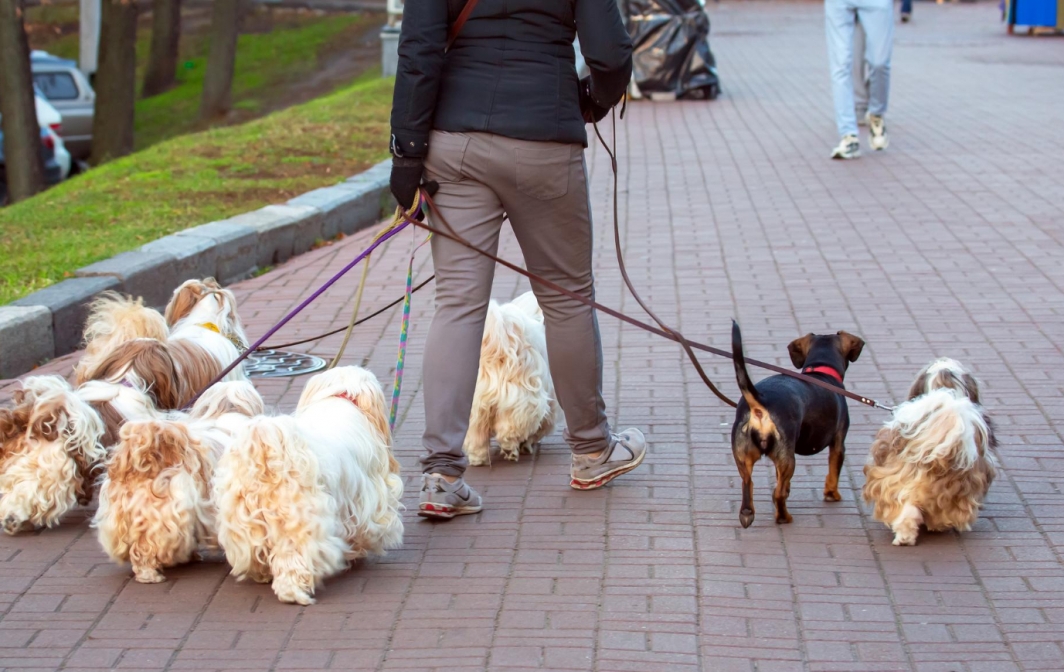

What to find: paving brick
left=3, top=4, right=1064, bottom=671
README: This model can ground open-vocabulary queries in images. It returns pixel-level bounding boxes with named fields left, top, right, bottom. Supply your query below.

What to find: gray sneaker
left=418, top=474, right=483, bottom=519
left=570, top=429, right=647, bottom=490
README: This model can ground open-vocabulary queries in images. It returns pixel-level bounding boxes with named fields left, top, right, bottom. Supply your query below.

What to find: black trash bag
left=623, top=0, right=720, bottom=99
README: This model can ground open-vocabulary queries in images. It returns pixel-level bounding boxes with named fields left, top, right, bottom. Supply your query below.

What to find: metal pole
left=79, top=0, right=100, bottom=76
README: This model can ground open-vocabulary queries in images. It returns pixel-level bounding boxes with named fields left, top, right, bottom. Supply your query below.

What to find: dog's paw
left=133, top=567, right=167, bottom=584
left=519, top=441, right=536, bottom=455
left=739, top=509, right=755, bottom=529
left=2, top=515, right=29, bottom=536
left=892, top=533, right=918, bottom=546
left=775, top=512, right=793, bottom=525
left=273, top=581, right=315, bottom=606
left=823, top=490, right=842, bottom=502
left=500, top=448, right=519, bottom=462
left=466, top=452, right=490, bottom=467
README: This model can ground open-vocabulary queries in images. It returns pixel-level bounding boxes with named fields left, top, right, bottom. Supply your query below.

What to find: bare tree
left=0, top=0, right=44, bottom=203
left=91, top=0, right=138, bottom=164
left=199, top=0, right=240, bottom=121
left=142, top=0, right=182, bottom=97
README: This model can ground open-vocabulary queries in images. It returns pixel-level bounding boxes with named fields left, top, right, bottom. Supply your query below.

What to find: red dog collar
left=802, top=365, right=843, bottom=384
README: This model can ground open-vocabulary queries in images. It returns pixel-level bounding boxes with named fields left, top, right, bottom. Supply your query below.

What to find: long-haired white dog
left=77, top=279, right=250, bottom=409
left=214, top=367, right=403, bottom=605
left=863, top=359, right=998, bottom=546
left=0, top=376, right=106, bottom=533
left=93, top=381, right=263, bottom=583
left=463, top=291, right=558, bottom=466
left=74, top=292, right=169, bottom=386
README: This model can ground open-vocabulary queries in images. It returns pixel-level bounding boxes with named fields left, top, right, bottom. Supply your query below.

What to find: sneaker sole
left=871, top=139, right=889, bottom=151
left=570, top=450, right=646, bottom=491
left=417, top=502, right=482, bottom=520
left=831, top=152, right=860, bottom=160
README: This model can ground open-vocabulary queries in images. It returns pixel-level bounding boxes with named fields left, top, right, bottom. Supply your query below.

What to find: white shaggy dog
left=214, top=367, right=403, bottom=605
left=93, top=381, right=263, bottom=583
left=463, top=291, right=558, bottom=466
left=74, top=292, right=169, bottom=386
left=0, top=376, right=164, bottom=535
left=863, top=359, right=998, bottom=546
left=77, top=279, right=250, bottom=409
left=0, top=377, right=106, bottom=533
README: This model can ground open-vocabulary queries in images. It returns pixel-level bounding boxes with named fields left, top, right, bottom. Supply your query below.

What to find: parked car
left=31, top=51, right=94, bottom=161
left=33, top=85, right=72, bottom=179
left=0, top=128, right=63, bottom=205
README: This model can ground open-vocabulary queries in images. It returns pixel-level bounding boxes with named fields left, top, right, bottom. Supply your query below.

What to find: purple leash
left=182, top=216, right=412, bottom=409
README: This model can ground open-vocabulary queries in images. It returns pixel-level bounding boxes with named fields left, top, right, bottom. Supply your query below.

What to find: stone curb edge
left=0, top=160, right=396, bottom=379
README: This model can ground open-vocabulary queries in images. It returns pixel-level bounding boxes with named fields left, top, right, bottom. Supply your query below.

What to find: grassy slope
left=0, top=73, right=393, bottom=304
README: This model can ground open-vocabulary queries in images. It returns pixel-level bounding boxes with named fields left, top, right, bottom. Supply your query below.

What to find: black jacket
left=390, top=0, right=633, bottom=158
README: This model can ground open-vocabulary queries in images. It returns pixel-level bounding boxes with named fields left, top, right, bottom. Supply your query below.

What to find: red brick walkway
left=4, top=2, right=1064, bottom=670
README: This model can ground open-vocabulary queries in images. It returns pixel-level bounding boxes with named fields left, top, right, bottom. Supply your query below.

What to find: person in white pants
left=825, top=0, right=894, bottom=159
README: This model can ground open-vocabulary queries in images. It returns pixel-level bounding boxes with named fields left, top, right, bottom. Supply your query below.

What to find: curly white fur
left=93, top=381, right=263, bottom=583
left=166, top=279, right=250, bottom=385
left=74, top=292, right=169, bottom=385
left=864, top=366, right=998, bottom=546
left=463, top=292, right=558, bottom=466
left=214, top=367, right=403, bottom=605
left=0, top=378, right=105, bottom=534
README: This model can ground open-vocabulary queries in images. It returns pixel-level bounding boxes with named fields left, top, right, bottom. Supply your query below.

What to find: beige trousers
left=420, top=131, right=611, bottom=476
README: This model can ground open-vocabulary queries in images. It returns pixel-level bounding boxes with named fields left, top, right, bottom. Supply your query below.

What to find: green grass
left=134, top=15, right=362, bottom=149
left=0, top=73, right=393, bottom=304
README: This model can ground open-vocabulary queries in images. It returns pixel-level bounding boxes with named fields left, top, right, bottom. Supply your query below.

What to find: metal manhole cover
left=244, top=349, right=327, bottom=378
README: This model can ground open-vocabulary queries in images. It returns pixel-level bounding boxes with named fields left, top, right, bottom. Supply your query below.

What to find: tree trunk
left=142, top=0, right=182, bottom=97
left=199, top=0, right=240, bottom=121
left=0, top=0, right=44, bottom=203
left=91, top=0, right=138, bottom=164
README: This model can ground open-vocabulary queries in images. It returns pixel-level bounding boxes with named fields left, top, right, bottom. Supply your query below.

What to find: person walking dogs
left=825, top=0, right=894, bottom=159
left=389, top=0, right=647, bottom=520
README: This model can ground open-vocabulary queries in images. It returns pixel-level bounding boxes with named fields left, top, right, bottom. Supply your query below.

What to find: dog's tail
left=732, top=320, right=778, bottom=451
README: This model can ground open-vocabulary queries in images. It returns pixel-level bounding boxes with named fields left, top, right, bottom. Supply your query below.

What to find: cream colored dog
left=463, top=292, right=558, bottom=466
left=863, top=359, right=997, bottom=546
left=92, top=381, right=263, bottom=583
left=214, top=367, right=403, bottom=605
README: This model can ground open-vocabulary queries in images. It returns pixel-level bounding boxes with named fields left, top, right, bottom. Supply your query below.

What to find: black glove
left=578, top=76, right=611, bottom=124
left=390, top=157, right=439, bottom=213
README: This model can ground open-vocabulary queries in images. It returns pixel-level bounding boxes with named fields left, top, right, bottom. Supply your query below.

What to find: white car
left=34, top=87, right=71, bottom=180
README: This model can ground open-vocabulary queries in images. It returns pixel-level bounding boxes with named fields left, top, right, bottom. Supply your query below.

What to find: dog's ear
left=787, top=334, right=814, bottom=369
left=837, top=331, right=865, bottom=363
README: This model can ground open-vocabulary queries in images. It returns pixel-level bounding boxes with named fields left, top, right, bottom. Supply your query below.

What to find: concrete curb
left=0, top=159, right=394, bottom=378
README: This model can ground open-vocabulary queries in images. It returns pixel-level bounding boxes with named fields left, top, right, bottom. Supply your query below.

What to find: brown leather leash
left=409, top=194, right=892, bottom=412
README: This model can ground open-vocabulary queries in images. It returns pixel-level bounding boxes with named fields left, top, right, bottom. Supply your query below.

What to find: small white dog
left=74, top=292, right=169, bottom=386
left=93, top=381, right=263, bottom=583
left=863, top=359, right=998, bottom=546
left=463, top=291, right=558, bottom=466
left=214, top=367, right=403, bottom=605
left=0, top=377, right=106, bottom=533
left=0, top=376, right=162, bottom=535
left=77, top=279, right=250, bottom=409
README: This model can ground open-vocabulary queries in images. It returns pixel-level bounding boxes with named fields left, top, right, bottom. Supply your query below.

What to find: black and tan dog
left=730, top=321, right=865, bottom=528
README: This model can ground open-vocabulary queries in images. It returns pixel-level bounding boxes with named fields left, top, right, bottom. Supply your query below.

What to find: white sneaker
left=831, top=135, right=860, bottom=160
left=868, top=115, right=889, bottom=150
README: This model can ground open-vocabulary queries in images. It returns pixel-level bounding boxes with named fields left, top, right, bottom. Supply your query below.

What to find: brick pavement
left=4, top=2, right=1064, bottom=670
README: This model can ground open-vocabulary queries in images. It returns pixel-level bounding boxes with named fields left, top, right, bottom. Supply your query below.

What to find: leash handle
left=389, top=230, right=433, bottom=430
